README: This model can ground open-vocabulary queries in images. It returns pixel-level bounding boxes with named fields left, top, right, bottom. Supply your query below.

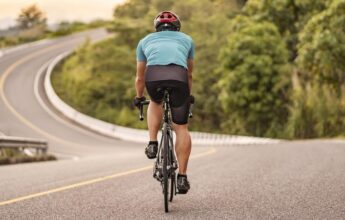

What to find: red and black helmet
left=154, top=11, right=181, bottom=31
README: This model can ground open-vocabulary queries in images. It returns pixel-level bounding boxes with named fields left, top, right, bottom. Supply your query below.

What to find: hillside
left=52, top=0, right=345, bottom=138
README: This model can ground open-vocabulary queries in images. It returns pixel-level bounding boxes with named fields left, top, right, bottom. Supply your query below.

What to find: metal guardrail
left=0, top=136, right=48, bottom=155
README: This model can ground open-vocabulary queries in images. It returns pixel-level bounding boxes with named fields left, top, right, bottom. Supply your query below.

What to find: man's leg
left=147, top=101, right=163, bottom=141
left=173, top=124, right=191, bottom=175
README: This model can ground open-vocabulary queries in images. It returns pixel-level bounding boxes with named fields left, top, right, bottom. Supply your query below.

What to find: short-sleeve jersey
left=136, top=31, right=195, bottom=70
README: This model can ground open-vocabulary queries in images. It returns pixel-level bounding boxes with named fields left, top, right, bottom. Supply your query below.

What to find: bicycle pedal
left=153, top=169, right=163, bottom=181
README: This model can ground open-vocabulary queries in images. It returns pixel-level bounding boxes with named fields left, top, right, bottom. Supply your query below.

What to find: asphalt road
left=0, top=29, right=345, bottom=219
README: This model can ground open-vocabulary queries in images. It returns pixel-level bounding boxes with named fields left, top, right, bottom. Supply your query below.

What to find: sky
left=0, top=0, right=126, bottom=29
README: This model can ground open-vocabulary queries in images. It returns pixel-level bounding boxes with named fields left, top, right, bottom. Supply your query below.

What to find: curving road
left=0, top=29, right=345, bottom=219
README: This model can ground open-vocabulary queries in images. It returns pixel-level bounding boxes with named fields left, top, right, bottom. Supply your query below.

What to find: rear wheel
left=170, top=172, right=175, bottom=202
left=163, top=130, right=169, bottom=212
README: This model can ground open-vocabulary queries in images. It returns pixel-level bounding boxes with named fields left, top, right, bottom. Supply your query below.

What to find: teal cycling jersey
left=136, top=31, right=195, bottom=69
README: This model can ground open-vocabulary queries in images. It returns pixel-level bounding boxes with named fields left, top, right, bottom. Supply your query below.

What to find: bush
left=286, top=80, right=345, bottom=138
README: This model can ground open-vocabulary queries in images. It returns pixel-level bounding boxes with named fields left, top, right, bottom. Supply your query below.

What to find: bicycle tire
left=163, top=129, right=169, bottom=212
left=170, top=172, right=175, bottom=202
left=169, top=134, right=175, bottom=202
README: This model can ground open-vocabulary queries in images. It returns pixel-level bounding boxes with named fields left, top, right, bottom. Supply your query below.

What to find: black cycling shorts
left=145, top=64, right=190, bottom=125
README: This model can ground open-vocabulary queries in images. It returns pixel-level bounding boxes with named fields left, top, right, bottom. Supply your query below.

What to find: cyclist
left=134, top=11, right=194, bottom=194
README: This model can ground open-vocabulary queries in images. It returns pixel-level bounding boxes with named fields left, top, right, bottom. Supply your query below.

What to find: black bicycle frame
left=156, top=89, right=177, bottom=180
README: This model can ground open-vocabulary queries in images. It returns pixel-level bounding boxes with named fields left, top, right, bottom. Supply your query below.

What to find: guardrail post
left=1, top=148, right=7, bottom=157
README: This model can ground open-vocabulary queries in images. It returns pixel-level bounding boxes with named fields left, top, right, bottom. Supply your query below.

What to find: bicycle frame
left=154, top=89, right=178, bottom=182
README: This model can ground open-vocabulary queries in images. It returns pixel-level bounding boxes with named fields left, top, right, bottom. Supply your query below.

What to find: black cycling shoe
left=177, top=174, right=190, bottom=194
left=145, top=141, right=158, bottom=159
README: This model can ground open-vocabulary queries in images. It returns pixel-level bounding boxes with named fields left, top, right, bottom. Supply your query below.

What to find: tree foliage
left=218, top=16, right=291, bottom=136
left=298, top=0, right=345, bottom=93
left=285, top=0, right=345, bottom=137
left=244, top=0, right=330, bottom=60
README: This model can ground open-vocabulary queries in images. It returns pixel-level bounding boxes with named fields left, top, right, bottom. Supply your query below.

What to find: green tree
left=297, top=0, right=345, bottom=94
left=17, top=4, right=47, bottom=29
left=244, top=0, right=330, bottom=60
left=285, top=0, right=345, bottom=138
left=218, top=16, right=291, bottom=137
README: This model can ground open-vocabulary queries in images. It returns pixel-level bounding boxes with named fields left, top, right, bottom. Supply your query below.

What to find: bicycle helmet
left=154, top=11, right=181, bottom=32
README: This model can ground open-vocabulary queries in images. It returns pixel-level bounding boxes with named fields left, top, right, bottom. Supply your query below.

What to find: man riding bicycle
left=134, top=11, right=194, bottom=194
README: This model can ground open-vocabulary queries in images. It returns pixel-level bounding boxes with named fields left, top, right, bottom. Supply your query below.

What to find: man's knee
left=173, top=123, right=189, bottom=134
left=148, top=102, right=162, bottom=116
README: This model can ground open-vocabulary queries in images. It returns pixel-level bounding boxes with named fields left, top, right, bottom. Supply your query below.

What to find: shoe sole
left=177, top=189, right=189, bottom=194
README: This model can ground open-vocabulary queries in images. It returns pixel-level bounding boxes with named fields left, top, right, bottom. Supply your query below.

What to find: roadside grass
left=51, top=37, right=148, bottom=130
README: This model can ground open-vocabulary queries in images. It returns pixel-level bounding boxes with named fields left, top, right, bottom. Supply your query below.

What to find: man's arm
left=135, top=61, right=146, bottom=97
left=187, top=58, right=193, bottom=94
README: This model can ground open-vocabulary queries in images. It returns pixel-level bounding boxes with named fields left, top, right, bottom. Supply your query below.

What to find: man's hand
left=133, top=96, right=146, bottom=109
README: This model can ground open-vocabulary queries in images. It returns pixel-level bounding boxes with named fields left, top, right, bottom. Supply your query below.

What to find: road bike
left=138, top=88, right=193, bottom=212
